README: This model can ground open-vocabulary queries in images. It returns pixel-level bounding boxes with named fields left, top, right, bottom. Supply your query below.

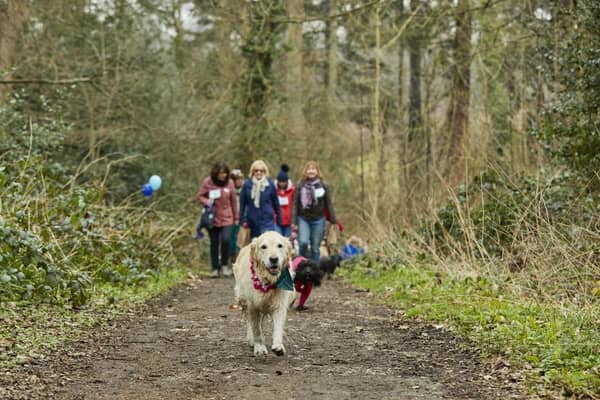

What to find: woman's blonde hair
left=248, top=160, right=270, bottom=177
left=300, top=160, right=322, bottom=181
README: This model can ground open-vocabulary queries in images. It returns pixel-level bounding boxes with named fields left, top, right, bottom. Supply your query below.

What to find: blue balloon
left=142, top=183, right=153, bottom=197
left=149, top=175, right=162, bottom=191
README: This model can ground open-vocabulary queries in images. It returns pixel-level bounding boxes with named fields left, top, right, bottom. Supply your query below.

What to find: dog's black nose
left=269, top=256, right=279, bottom=265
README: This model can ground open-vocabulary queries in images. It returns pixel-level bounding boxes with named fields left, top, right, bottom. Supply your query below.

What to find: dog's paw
left=253, top=344, right=268, bottom=356
left=271, top=344, right=286, bottom=356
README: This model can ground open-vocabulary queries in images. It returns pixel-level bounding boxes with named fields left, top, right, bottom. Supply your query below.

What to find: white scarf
left=251, top=176, right=269, bottom=208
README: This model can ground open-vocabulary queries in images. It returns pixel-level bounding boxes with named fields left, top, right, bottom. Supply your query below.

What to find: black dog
left=294, top=257, right=323, bottom=287
left=319, top=254, right=342, bottom=278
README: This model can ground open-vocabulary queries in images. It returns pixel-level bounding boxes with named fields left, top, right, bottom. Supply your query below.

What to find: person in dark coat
left=239, top=160, right=282, bottom=239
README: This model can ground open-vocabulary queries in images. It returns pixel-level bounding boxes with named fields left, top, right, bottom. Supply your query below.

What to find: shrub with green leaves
left=421, top=170, right=600, bottom=258
left=537, top=1, right=600, bottom=187
left=0, top=95, right=187, bottom=306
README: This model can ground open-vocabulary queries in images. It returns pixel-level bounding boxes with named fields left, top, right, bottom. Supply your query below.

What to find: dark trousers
left=208, top=225, right=233, bottom=270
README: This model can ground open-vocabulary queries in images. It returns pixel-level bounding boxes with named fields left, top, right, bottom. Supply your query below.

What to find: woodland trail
left=1, top=275, right=525, bottom=400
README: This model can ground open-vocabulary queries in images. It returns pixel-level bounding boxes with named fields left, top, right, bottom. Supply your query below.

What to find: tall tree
left=372, top=2, right=384, bottom=210
left=286, top=0, right=305, bottom=143
left=407, top=3, right=423, bottom=144
left=445, top=0, right=472, bottom=187
left=0, top=1, right=29, bottom=101
left=326, top=0, right=338, bottom=109
left=396, top=0, right=408, bottom=213
left=404, top=0, right=426, bottom=212
left=235, top=0, right=286, bottom=165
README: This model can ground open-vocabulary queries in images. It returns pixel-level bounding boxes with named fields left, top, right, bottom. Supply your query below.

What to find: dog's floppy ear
left=249, top=237, right=258, bottom=261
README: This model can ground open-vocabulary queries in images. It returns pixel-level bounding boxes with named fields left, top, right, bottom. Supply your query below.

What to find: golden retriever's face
left=250, top=231, right=291, bottom=276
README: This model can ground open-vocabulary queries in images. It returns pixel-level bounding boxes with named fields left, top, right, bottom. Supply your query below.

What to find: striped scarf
left=300, top=179, right=320, bottom=208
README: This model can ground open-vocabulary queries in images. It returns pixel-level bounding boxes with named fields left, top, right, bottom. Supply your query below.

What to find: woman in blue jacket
left=239, top=160, right=282, bottom=239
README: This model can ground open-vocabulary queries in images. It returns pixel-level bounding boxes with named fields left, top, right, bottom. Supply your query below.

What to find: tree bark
left=0, top=1, right=29, bottom=102
left=445, top=0, right=472, bottom=187
left=171, top=0, right=186, bottom=70
left=407, top=1, right=423, bottom=145
left=372, top=3, right=384, bottom=211
left=396, top=0, right=409, bottom=214
left=326, top=0, right=338, bottom=108
left=236, top=0, right=284, bottom=165
left=286, top=0, right=304, bottom=141
left=215, top=0, right=237, bottom=84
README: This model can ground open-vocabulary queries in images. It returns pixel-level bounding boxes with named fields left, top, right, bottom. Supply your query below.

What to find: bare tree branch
left=0, top=77, right=93, bottom=85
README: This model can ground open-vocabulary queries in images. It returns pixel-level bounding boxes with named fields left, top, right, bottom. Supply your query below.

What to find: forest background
left=0, top=0, right=599, bottom=398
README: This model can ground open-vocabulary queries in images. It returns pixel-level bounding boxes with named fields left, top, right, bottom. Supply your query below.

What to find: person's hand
left=290, top=231, right=297, bottom=240
left=242, top=222, right=249, bottom=229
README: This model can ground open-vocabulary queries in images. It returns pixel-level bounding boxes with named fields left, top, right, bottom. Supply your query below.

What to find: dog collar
left=249, top=258, right=294, bottom=292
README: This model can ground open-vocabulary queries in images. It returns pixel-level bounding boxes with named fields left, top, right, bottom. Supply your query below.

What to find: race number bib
left=209, top=189, right=222, bottom=200
left=314, top=187, right=325, bottom=199
left=278, top=196, right=289, bottom=206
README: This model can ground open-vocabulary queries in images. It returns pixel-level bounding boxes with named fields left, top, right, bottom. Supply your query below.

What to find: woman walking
left=239, top=160, right=282, bottom=239
left=274, top=164, right=295, bottom=238
left=292, top=160, right=337, bottom=262
left=197, top=162, right=238, bottom=278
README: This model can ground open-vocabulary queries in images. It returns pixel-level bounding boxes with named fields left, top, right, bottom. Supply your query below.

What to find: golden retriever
left=233, top=231, right=294, bottom=356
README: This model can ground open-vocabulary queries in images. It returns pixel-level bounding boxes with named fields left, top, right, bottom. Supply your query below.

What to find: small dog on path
left=233, top=231, right=294, bottom=356
left=319, top=254, right=342, bottom=278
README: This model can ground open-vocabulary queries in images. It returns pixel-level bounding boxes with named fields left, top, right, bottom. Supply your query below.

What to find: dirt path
left=1, top=276, right=524, bottom=400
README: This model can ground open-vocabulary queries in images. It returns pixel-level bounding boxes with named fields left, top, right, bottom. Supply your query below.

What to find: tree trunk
left=326, top=0, right=338, bottom=108
left=215, top=1, right=237, bottom=84
left=396, top=0, right=409, bottom=215
left=236, top=0, right=284, bottom=165
left=171, top=0, right=186, bottom=70
left=0, top=1, right=29, bottom=102
left=372, top=3, right=384, bottom=212
left=407, top=3, right=423, bottom=145
left=445, top=0, right=472, bottom=187
left=286, top=0, right=304, bottom=144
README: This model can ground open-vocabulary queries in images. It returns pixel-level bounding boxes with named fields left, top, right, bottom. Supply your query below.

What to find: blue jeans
left=274, top=225, right=292, bottom=238
left=297, top=216, right=325, bottom=262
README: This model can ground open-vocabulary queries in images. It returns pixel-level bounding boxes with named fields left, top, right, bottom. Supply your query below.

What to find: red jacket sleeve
left=196, top=178, right=211, bottom=207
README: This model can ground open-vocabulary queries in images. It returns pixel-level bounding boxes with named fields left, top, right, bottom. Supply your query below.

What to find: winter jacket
left=275, top=184, right=295, bottom=227
left=342, top=244, right=365, bottom=259
left=239, top=178, right=282, bottom=230
left=196, top=177, right=238, bottom=227
left=292, top=180, right=336, bottom=224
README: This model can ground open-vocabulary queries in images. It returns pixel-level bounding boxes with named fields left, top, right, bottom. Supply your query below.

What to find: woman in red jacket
left=274, top=164, right=295, bottom=238
left=197, top=162, right=239, bottom=278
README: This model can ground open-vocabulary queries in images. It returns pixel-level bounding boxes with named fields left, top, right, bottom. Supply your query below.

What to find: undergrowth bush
left=422, top=170, right=600, bottom=257
left=0, top=94, right=189, bottom=307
